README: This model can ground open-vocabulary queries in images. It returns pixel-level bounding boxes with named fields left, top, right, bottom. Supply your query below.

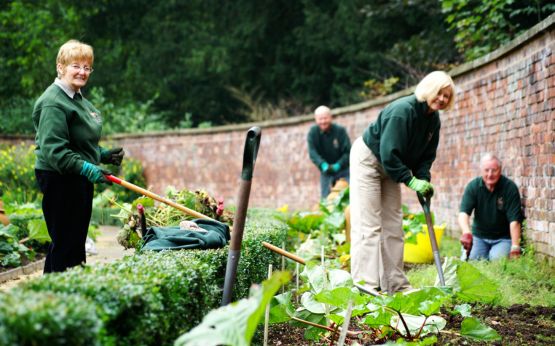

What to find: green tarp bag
left=141, top=219, right=230, bottom=251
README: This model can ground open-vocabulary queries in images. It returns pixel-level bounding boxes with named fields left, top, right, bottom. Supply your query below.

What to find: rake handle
left=105, top=174, right=213, bottom=221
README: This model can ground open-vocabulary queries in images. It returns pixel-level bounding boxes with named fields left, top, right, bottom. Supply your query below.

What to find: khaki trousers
left=349, top=137, right=410, bottom=293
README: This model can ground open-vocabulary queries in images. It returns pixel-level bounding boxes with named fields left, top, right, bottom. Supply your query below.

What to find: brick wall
left=2, top=15, right=554, bottom=258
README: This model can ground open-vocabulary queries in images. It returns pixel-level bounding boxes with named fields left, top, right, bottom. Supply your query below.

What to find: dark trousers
left=35, top=169, right=94, bottom=273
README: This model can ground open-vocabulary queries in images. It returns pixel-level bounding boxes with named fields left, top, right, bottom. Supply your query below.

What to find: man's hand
left=460, top=232, right=473, bottom=251
left=80, top=161, right=112, bottom=184
left=331, top=163, right=341, bottom=172
left=407, top=177, right=434, bottom=197
left=320, top=162, right=330, bottom=173
left=100, top=147, right=125, bottom=166
left=509, top=245, right=521, bottom=259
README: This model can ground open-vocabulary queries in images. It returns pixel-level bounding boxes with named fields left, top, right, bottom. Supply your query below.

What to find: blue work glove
left=80, top=161, right=112, bottom=184
left=320, top=162, right=330, bottom=173
left=100, top=147, right=124, bottom=166
left=407, top=177, right=434, bottom=197
left=331, top=163, right=341, bottom=173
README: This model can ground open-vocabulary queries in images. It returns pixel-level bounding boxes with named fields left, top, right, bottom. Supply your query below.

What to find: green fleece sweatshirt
left=460, top=175, right=524, bottom=239
left=362, top=95, right=440, bottom=184
left=33, top=83, right=103, bottom=174
left=307, top=123, right=351, bottom=171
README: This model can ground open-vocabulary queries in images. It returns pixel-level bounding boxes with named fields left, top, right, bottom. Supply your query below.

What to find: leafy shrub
left=0, top=290, right=101, bottom=346
left=0, top=143, right=40, bottom=204
left=0, top=97, right=35, bottom=135
left=88, top=87, right=169, bottom=135
left=0, top=225, right=33, bottom=267
left=1, top=215, right=287, bottom=345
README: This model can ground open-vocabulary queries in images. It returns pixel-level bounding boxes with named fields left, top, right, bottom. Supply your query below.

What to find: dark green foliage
left=441, top=0, right=555, bottom=60
left=2, top=1, right=549, bottom=134
left=0, top=216, right=287, bottom=345
left=0, top=291, right=102, bottom=346
left=1, top=0, right=463, bottom=134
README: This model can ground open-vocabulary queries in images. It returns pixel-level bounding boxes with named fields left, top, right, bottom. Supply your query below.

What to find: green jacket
left=460, top=175, right=524, bottom=239
left=362, top=95, right=440, bottom=184
left=33, top=83, right=103, bottom=174
left=307, top=123, right=351, bottom=172
left=141, top=219, right=230, bottom=251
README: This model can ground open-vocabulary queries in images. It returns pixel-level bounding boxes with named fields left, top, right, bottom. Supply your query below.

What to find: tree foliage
left=0, top=0, right=551, bottom=134
left=441, top=0, right=555, bottom=60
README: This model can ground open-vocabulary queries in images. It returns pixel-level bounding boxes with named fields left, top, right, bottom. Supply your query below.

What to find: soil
left=267, top=304, right=555, bottom=345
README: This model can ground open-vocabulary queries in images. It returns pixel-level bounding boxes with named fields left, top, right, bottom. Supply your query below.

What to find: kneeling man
left=459, top=153, right=524, bottom=260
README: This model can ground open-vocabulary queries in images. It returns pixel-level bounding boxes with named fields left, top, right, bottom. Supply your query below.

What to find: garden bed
left=266, top=304, right=555, bottom=345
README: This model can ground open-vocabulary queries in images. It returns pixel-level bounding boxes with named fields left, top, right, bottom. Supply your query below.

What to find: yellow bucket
left=403, top=224, right=445, bottom=263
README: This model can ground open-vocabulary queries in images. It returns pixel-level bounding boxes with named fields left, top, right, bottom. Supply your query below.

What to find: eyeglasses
left=69, top=64, right=94, bottom=73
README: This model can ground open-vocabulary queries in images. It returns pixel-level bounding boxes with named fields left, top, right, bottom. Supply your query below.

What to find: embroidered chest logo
left=427, top=132, right=433, bottom=142
left=333, top=138, right=339, bottom=148
left=496, top=197, right=504, bottom=210
left=90, top=111, right=102, bottom=124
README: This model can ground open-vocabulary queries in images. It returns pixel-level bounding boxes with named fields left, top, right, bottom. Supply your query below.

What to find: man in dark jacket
left=307, top=105, right=351, bottom=198
left=459, top=153, right=524, bottom=260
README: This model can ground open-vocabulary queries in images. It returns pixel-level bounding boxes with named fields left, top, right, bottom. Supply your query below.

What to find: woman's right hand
left=407, top=177, right=434, bottom=197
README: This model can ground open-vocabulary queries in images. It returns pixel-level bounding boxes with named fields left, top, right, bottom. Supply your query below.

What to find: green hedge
left=0, top=214, right=287, bottom=346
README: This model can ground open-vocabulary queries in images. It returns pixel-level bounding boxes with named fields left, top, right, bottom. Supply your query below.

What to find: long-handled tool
left=105, top=174, right=213, bottom=221
left=221, top=126, right=261, bottom=306
left=417, top=193, right=445, bottom=286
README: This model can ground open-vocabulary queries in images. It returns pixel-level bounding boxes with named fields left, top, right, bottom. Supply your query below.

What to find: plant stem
left=290, top=316, right=360, bottom=338
left=396, top=310, right=412, bottom=339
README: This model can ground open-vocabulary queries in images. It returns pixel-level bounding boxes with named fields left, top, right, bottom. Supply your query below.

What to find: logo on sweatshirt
left=497, top=197, right=504, bottom=210
left=90, top=111, right=102, bottom=124
left=333, top=138, right=339, bottom=148
left=427, top=132, right=433, bottom=142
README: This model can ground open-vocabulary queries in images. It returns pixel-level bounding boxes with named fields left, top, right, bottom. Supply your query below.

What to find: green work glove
left=407, top=177, right=434, bottom=197
left=320, top=162, right=330, bottom=173
left=100, top=147, right=125, bottom=166
left=80, top=161, right=112, bottom=184
left=331, top=163, right=341, bottom=172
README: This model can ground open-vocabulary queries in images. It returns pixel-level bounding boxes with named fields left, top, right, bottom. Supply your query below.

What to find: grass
left=407, top=236, right=555, bottom=307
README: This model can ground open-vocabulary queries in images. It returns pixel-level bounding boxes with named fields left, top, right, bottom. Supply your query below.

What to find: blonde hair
left=56, top=40, right=94, bottom=77
left=414, top=71, right=456, bottom=111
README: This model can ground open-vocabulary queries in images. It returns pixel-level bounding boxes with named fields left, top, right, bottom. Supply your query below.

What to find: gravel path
left=0, top=225, right=133, bottom=291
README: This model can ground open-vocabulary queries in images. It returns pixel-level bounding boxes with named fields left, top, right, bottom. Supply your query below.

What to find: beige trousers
left=349, top=137, right=410, bottom=293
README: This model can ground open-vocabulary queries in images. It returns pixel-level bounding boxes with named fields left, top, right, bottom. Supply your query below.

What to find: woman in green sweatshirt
left=350, top=71, right=455, bottom=295
left=33, top=39, right=124, bottom=273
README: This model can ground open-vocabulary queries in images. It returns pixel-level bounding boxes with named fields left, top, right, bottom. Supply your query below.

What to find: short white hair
left=480, top=153, right=502, bottom=168
left=414, top=71, right=456, bottom=111
left=314, top=105, right=331, bottom=117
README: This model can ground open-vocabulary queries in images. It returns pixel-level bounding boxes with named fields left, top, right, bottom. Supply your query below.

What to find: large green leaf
left=27, top=219, right=50, bottom=243
left=453, top=304, right=472, bottom=317
left=174, top=271, right=290, bottom=346
left=314, top=287, right=366, bottom=310
left=363, top=304, right=393, bottom=327
left=328, top=269, right=353, bottom=289
left=269, top=292, right=294, bottom=324
left=456, top=262, right=499, bottom=303
left=300, top=291, right=326, bottom=314
left=460, top=317, right=501, bottom=341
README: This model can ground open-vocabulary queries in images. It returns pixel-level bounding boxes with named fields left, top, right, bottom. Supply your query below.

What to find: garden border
left=0, top=258, right=44, bottom=284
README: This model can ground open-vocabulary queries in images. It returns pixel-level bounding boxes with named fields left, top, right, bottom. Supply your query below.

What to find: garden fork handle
left=417, top=193, right=446, bottom=286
